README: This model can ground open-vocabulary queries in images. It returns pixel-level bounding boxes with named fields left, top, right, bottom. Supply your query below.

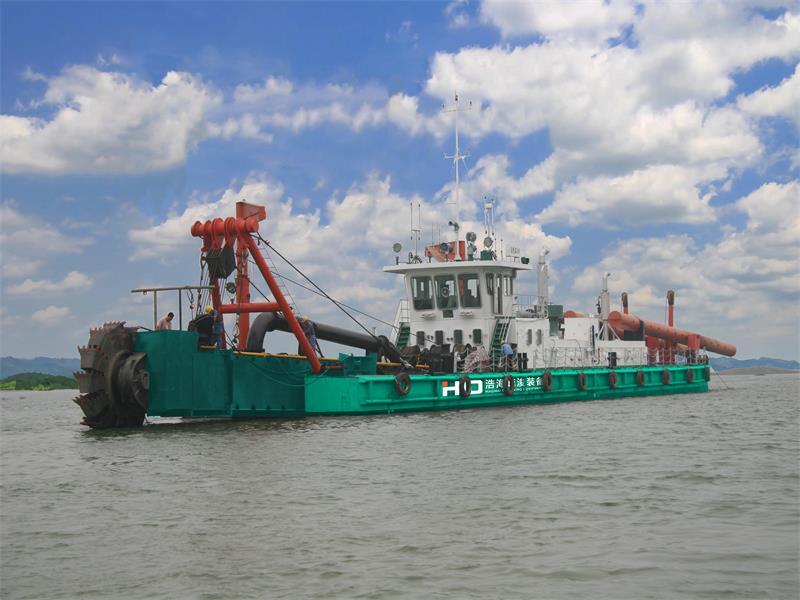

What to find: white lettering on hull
left=440, top=376, right=542, bottom=398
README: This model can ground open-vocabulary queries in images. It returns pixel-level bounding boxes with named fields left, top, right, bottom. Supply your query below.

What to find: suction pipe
left=608, top=310, right=736, bottom=356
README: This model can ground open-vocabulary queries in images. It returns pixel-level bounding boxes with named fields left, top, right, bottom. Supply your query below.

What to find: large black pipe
left=246, top=313, right=382, bottom=354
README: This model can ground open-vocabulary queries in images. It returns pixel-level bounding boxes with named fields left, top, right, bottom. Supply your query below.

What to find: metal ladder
left=395, top=324, right=411, bottom=348
left=393, top=299, right=410, bottom=348
left=490, top=316, right=512, bottom=369
left=262, top=248, right=297, bottom=313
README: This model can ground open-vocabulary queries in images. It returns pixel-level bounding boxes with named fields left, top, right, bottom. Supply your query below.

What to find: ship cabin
left=384, top=258, right=530, bottom=358
left=386, top=252, right=648, bottom=370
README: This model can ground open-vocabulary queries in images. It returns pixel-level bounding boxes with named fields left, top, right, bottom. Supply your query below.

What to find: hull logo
left=441, top=376, right=543, bottom=398
left=441, top=379, right=483, bottom=397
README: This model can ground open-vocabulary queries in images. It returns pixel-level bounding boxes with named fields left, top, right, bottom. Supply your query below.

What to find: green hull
left=137, top=331, right=709, bottom=420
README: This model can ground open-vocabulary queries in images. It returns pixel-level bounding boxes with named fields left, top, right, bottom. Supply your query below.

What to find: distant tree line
left=0, top=372, right=79, bottom=391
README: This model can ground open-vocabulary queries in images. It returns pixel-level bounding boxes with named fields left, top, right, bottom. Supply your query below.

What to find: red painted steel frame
left=191, top=203, right=322, bottom=373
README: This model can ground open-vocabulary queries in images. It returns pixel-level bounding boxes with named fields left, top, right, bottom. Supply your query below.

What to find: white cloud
left=385, top=20, right=420, bottom=48
left=224, top=76, right=436, bottom=138
left=7, top=271, right=93, bottom=296
left=0, top=203, right=93, bottom=280
left=96, top=52, right=123, bottom=67
left=233, top=77, right=294, bottom=103
left=31, top=305, right=71, bottom=325
left=437, top=154, right=557, bottom=219
left=0, top=66, right=221, bottom=174
left=714, top=180, right=800, bottom=297
left=128, top=178, right=286, bottom=259
left=415, top=3, right=798, bottom=225
left=207, top=114, right=274, bottom=142
left=501, top=220, right=572, bottom=260
left=446, top=0, right=472, bottom=29
left=0, top=257, right=43, bottom=279
left=738, top=63, right=800, bottom=126
left=424, top=41, right=765, bottom=171
left=633, top=4, right=799, bottom=105
left=0, top=307, right=21, bottom=329
left=537, top=164, right=719, bottom=227
left=481, top=0, right=637, bottom=42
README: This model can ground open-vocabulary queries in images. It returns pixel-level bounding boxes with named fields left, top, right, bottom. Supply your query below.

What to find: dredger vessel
left=74, top=197, right=739, bottom=429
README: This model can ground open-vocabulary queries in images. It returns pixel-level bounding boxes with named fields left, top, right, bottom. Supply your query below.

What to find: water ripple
left=1, top=375, right=798, bottom=599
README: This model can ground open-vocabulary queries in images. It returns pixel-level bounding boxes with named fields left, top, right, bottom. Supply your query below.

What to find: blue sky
left=1, top=1, right=798, bottom=360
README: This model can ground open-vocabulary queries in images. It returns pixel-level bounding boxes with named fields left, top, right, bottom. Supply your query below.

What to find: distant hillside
left=722, top=367, right=799, bottom=376
left=0, top=356, right=80, bottom=379
left=0, top=372, right=79, bottom=391
left=710, top=357, right=799, bottom=372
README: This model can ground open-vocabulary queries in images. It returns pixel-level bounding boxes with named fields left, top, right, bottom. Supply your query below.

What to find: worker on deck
left=213, top=311, right=225, bottom=349
left=501, top=341, right=514, bottom=371
left=298, top=316, right=323, bottom=357
left=156, top=312, right=174, bottom=330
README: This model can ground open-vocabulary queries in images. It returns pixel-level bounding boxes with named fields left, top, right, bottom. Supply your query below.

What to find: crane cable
left=255, top=233, right=379, bottom=342
left=246, top=257, right=398, bottom=332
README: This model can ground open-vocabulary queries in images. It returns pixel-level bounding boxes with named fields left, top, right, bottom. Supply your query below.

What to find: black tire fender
left=662, top=369, right=671, bottom=385
left=686, top=368, right=694, bottom=384
left=394, top=373, right=411, bottom=396
left=543, top=370, right=553, bottom=391
left=459, top=375, right=471, bottom=398
left=608, top=371, right=618, bottom=389
left=577, top=372, right=587, bottom=391
left=636, top=370, right=645, bottom=386
left=502, top=375, right=514, bottom=396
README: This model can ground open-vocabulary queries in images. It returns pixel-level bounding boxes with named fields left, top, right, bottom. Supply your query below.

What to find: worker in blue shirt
left=501, top=342, right=514, bottom=371
left=213, top=311, right=225, bottom=349
left=298, top=316, right=323, bottom=357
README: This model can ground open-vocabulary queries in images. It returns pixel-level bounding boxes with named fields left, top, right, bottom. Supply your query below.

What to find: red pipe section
left=242, top=234, right=321, bottom=373
left=217, top=302, right=280, bottom=314
left=235, top=203, right=259, bottom=350
left=564, top=310, right=588, bottom=318
left=608, top=310, right=736, bottom=356
left=667, top=290, right=675, bottom=327
left=666, top=290, right=675, bottom=363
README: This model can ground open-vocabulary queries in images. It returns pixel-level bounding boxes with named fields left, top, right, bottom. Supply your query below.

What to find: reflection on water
left=1, top=374, right=798, bottom=599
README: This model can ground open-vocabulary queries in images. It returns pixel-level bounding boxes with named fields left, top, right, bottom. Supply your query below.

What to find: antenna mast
left=410, top=201, right=421, bottom=262
left=443, top=91, right=471, bottom=261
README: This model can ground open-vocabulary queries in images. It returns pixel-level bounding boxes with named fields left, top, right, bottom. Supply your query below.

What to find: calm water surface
left=1, top=374, right=798, bottom=599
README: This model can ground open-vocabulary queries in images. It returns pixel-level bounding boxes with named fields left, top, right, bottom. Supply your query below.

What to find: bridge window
left=454, top=329, right=463, bottom=345
left=458, top=274, right=481, bottom=308
left=473, top=328, right=482, bottom=344
left=435, top=275, right=458, bottom=309
left=486, top=273, right=494, bottom=296
left=411, top=276, right=433, bottom=310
